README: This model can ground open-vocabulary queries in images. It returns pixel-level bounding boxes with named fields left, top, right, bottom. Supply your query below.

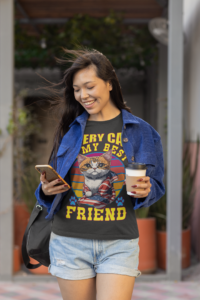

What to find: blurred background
left=0, top=0, right=200, bottom=283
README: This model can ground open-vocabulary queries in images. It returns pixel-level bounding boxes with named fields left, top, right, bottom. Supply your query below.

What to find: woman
left=35, top=49, right=165, bottom=300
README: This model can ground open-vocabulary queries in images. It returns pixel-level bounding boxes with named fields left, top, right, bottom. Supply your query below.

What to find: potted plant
left=8, top=90, right=40, bottom=264
left=0, top=89, right=42, bottom=267
left=21, top=167, right=40, bottom=214
left=136, top=207, right=157, bottom=273
left=149, top=136, right=199, bottom=269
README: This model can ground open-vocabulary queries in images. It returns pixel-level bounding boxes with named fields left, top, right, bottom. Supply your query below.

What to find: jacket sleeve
left=35, top=181, right=55, bottom=207
left=133, top=136, right=165, bottom=209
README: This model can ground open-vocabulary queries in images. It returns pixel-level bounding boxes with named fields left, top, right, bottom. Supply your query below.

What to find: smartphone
left=35, top=164, right=71, bottom=189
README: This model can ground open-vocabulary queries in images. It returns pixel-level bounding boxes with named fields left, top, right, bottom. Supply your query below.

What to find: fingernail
left=64, top=185, right=68, bottom=187
left=42, top=171, right=45, bottom=175
left=138, top=178, right=143, bottom=182
left=57, top=179, right=62, bottom=181
left=131, top=191, right=137, bottom=194
left=132, top=185, right=137, bottom=188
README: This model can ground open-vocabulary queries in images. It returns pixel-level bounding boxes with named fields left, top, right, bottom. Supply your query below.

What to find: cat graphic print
left=70, top=141, right=127, bottom=210
left=77, top=149, right=119, bottom=209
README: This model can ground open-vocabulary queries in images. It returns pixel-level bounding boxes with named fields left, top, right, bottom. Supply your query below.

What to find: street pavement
left=0, top=262, right=199, bottom=300
left=0, top=280, right=199, bottom=300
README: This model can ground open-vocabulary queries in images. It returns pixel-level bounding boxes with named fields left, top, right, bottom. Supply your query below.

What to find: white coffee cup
left=125, top=163, right=147, bottom=196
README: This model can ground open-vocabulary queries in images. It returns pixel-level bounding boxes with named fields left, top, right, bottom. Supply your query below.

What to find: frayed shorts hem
left=48, top=264, right=96, bottom=280
left=48, top=264, right=142, bottom=280
left=96, top=265, right=142, bottom=278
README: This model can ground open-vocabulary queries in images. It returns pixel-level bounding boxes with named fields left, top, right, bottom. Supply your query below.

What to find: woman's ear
left=109, top=81, right=113, bottom=91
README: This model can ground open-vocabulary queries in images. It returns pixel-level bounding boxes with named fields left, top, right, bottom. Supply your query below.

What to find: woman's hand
left=40, top=172, right=70, bottom=196
left=129, top=176, right=152, bottom=198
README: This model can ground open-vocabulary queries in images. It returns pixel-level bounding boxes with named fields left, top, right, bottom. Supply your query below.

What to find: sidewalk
left=0, top=261, right=199, bottom=300
left=0, top=281, right=199, bottom=300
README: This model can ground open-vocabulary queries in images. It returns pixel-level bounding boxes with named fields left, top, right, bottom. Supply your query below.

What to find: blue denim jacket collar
left=68, top=108, right=139, bottom=128
left=57, top=109, right=139, bottom=158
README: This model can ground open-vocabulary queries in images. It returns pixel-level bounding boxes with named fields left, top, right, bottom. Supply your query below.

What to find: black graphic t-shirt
left=52, top=112, right=139, bottom=240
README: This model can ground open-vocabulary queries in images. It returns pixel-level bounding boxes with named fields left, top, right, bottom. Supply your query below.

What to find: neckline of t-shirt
left=86, top=111, right=122, bottom=124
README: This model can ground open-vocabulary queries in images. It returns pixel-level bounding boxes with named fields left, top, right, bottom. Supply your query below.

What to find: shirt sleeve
left=132, top=136, right=165, bottom=209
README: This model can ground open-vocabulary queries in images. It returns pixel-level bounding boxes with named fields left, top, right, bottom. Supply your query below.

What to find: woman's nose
left=81, top=89, right=89, bottom=99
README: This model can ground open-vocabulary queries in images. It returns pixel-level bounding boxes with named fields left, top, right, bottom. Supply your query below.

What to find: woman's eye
left=74, top=87, right=93, bottom=92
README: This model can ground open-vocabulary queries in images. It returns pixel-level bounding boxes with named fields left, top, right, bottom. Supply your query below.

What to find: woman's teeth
left=84, top=100, right=95, bottom=105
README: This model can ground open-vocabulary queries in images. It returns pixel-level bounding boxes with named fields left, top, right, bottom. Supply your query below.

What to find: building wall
left=157, top=45, right=168, bottom=170
left=184, top=0, right=200, bottom=141
left=115, top=68, right=145, bottom=120
left=184, top=0, right=200, bottom=260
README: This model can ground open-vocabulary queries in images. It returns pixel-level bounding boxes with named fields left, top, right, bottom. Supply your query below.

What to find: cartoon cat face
left=77, top=149, right=112, bottom=178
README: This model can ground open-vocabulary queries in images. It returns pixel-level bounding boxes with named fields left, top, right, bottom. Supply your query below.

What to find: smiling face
left=72, top=65, right=119, bottom=121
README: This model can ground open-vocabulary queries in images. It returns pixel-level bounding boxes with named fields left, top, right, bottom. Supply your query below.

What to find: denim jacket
left=35, top=109, right=165, bottom=220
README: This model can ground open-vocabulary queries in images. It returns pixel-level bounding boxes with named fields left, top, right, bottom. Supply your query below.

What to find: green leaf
left=15, top=12, right=157, bottom=70
left=18, top=109, right=27, bottom=125
left=135, top=206, right=150, bottom=218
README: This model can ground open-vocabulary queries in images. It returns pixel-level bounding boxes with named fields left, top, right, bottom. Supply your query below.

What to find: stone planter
left=137, top=218, right=157, bottom=273
left=29, top=257, right=50, bottom=275
left=157, top=227, right=191, bottom=269
left=13, top=245, right=21, bottom=273
left=14, top=202, right=30, bottom=263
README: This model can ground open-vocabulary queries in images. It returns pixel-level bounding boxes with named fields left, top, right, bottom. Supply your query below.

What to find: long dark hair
left=46, top=48, right=132, bottom=168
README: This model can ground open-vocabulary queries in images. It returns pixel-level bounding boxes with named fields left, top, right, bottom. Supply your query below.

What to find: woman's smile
left=82, top=99, right=97, bottom=108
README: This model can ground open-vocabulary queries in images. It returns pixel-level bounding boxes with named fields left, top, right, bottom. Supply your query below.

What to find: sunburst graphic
left=70, top=152, right=125, bottom=199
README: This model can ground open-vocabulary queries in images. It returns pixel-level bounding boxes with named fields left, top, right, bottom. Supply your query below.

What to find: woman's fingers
left=47, top=187, right=70, bottom=195
left=47, top=182, right=70, bottom=193
left=45, top=179, right=70, bottom=190
left=137, top=176, right=150, bottom=182
left=47, top=178, right=63, bottom=187
left=130, top=188, right=151, bottom=198
left=131, top=183, right=150, bottom=189
left=42, top=177, right=70, bottom=195
left=39, top=172, right=69, bottom=195
left=130, top=175, right=151, bottom=198
left=40, top=172, right=49, bottom=184
left=132, top=188, right=151, bottom=195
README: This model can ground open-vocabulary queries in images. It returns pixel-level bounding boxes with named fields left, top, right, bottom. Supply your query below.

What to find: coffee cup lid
left=126, top=162, right=146, bottom=170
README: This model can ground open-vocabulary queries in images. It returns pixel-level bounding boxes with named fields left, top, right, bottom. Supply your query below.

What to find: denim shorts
left=48, top=232, right=142, bottom=280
